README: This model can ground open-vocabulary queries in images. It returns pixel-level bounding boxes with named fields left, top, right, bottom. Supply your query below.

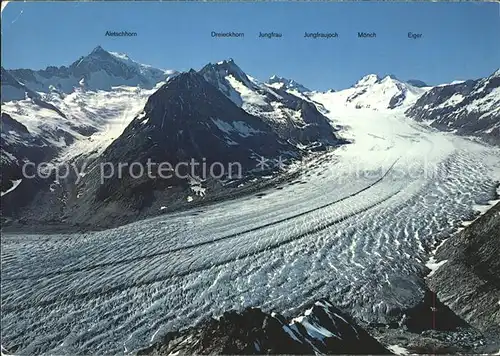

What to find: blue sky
left=2, top=1, right=499, bottom=90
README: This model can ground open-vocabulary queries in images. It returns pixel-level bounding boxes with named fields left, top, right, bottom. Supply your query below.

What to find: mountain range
left=1, top=46, right=499, bottom=226
left=3, top=46, right=176, bottom=99
left=405, top=70, right=500, bottom=145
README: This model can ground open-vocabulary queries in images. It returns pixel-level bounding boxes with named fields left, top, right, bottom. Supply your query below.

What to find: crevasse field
left=2, top=93, right=500, bottom=354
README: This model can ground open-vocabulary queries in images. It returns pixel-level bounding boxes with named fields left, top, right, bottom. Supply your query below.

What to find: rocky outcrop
left=1, top=66, right=40, bottom=102
left=406, top=79, right=428, bottom=88
left=199, top=60, right=342, bottom=148
left=141, top=293, right=487, bottom=355
left=138, top=300, right=390, bottom=355
left=0, top=113, right=59, bottom=218
left=90, top=69, right=298, bottom=203
left=427, top=202, right=500, bottom=346
left=266, top=75, right=311, bottom=93
left=1, top=113, right=56, bottom=188
left=406, top=70, right=500, bottom=145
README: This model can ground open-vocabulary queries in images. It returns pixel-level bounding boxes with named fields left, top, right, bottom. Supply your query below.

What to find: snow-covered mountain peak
left=354, top=74, right=380, bottom=87
left=198, top=59, right=261, bottom=106
left=86, top=46, right=131, bottom=63
left=199, top=59, right=253, bottom=89
left=108, top=50, right=177, bottom=76
left=89, top=45, right=108, bottom=56
left=354, top=73, right=421, bottom=90
left=72, top=46, right=170, bottom=79
left=380, top=74, right=401, bottom=83
left=216, top=58, right=235, bottom=65
left=79, top=46, right=128, bottom=66
left=333, top=73, right=429, bottom=110
left=490, top=68, right=500, bottom=79
left=4, top=47, right=176, bottom=95
left=71, top=47, right=125, bottom=70
left=266, top=75, right=311, bottom=93
left=196, top=60, right=341, bottom=147
left=379, top=75, right=396, bottom=85
left=202, top=58, right=243, bottom=75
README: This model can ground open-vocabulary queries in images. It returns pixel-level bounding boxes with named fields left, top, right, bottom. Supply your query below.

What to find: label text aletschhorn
left=105, top=31, right=138, bottom=37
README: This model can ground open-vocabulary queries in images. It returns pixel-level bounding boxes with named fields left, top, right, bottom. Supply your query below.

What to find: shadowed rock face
left=24, top=70, right=302, bottom=228
left=266, top=75, right=311, bottom=93
left=138, top=300, right=390, bottom=355
left=199, top=60, right=343, bottom=148
left=406, top=79, right=428, bottom=88
left=427, top=202, right=500, bottom=345
left=1, top=66, right=40, bottom=102
left=0, top=113, right=61, bottom=217
left=91, top=70, right=298, bottom=202
left=107, top=70, right=295, bottom=162
left=406, top=70, right=500, bottom=145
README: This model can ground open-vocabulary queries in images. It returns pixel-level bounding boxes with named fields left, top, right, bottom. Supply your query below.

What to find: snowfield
left=2, top=92, right=500, bottom=354
left=1, top=85, right=158, bottom=165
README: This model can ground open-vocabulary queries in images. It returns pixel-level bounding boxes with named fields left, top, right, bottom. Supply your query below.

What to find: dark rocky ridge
left=2, top=54, right=346, bottom=229
left=1, top=66, right=40, bottom=102
left=91, top=69, right=299, bottom=203
left=370, top=288, right=486, bottom=354
left=0, top=113, right=57, bottom=211
left=387, top=81, right=409, bottom=109
left=138, top=299, right=391, bottom=355
left=200, top=59, right=259, bottom=99
left=199, top=60, right=343, bottom=148
left=2, top=70, right=306, bottom=229
left=406, top=79, right=428, bottom=88
left=427, top=202, right=500, bottom=349
left=138, top=291, right=489, bottom=355
left=406, top=70, right=500, bottom=145
left=273, top=88, right=342, bottom=146
left=266, top=74, right=312, bottom=93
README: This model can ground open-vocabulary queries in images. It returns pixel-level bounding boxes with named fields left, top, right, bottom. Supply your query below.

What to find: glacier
left=2, top=97, right=499, bottom=354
